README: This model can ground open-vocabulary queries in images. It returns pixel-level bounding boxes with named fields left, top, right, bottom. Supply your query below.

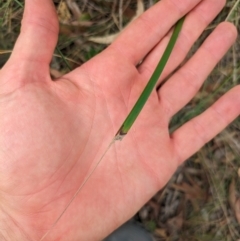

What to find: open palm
left=0, top=0, right=239, bottom=241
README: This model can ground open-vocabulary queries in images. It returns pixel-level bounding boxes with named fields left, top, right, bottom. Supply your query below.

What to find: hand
left=0, top=0, right=238, bottom=240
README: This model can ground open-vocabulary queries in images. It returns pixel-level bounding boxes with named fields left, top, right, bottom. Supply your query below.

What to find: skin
left=0, top=0, right=239, bottom=240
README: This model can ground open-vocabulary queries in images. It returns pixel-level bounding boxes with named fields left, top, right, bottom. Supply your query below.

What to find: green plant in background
left=146, top=220, right=157, bottom=232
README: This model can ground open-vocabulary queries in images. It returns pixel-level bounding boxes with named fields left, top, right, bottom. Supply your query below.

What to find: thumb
left=9, top=0, right=59, bottom=68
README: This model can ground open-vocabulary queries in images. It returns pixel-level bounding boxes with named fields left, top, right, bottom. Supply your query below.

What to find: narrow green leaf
left=116, top=17, right=185, bottom=138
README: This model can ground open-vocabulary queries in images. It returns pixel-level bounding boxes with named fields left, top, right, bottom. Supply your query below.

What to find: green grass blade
left=116, top=17, right=185, bottom=137
left=56, top=46, right=72, bottom=71
left=13, top=0, right=24, bottom=8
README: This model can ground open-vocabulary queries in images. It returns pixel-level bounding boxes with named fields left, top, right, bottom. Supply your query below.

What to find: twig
left=225, top=0, right=240, bottom=22
left=119, top=0, right=123, bottom=30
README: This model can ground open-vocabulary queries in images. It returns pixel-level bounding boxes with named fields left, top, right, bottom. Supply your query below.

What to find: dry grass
left=0, top=1, right=240, bottom=240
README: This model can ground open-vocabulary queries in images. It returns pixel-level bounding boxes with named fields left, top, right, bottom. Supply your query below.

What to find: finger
left=9, top=0, right=59, bottom=68
left=107, top=0, right=203, bottom=65
left=158, top=22, right=237, bottom=119
left=171, top=85, right=240, bottom=164
left=138, top=0, right=226, bottom=83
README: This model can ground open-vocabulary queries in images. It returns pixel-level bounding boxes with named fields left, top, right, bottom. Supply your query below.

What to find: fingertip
left=228, top=85, right=240, bottom=111
left=200, top=21, right=237, bottom=62
left=216, top=21, right=238, bottom=42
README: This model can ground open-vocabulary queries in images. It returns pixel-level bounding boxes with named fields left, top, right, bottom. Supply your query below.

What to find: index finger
left=107, top=0, right=203, bottom=65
